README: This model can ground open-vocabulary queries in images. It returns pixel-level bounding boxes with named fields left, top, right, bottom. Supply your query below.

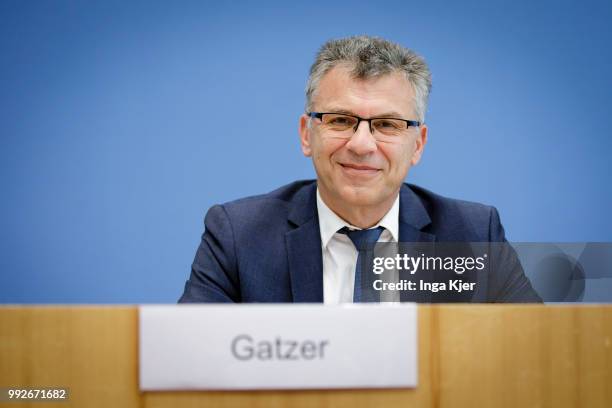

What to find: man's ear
left=299, top=114, right=313, bottom=157
left=410, top=124, right=428, bottom=166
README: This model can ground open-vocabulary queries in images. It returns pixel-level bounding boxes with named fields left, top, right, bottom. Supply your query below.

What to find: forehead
left=313, top=65, right=415, bottom=117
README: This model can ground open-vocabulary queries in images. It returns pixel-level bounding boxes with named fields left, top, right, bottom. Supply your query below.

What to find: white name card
left=139, top=304, right=417, bottom=391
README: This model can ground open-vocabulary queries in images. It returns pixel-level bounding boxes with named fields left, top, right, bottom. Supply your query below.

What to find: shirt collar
left=316, top=188, right=400, bottom=248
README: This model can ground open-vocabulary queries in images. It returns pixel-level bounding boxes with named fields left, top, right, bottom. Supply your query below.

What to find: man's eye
left=328, top=117, right=353, bottom=126
left=375, top=120, right=401, bottom=129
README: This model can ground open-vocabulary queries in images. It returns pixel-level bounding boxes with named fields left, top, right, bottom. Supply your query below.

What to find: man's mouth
left=339, top=163, right=381, bottom=176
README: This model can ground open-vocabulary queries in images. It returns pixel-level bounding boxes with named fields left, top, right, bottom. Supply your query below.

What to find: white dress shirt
left=316, top=189, right=399, bottom=304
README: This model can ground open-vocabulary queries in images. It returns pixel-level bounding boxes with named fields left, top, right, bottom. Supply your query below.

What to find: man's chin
left=336, top=187, right=383, bottom=208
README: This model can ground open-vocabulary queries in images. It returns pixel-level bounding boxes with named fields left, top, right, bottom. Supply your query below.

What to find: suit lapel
left=285, top=183, right=324, bottom=302
left=398, top=185, right=436, bottom=302
left=398, top=183, right=434, bottom=236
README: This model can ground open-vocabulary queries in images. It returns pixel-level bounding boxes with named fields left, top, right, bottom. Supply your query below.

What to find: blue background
left=1, top=0, right=611, bottom=303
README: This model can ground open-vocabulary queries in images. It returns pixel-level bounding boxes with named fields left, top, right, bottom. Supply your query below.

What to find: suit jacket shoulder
left=404, top=183, right=504, bottom=242
left=179, top=180, right=318, bottom=303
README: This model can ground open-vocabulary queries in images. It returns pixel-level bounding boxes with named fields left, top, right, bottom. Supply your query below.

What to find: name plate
left=139, top=304, right=417, bottom=390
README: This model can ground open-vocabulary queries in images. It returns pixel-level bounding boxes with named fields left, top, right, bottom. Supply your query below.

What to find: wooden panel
left=1, top=305, right=611, bottom=408
left=0, top=307, right=140, bottom=408
left=436, top=305, right=612, bottom=408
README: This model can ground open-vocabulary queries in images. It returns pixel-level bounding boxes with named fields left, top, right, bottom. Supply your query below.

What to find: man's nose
left=345, top=120, right=377, bottom=155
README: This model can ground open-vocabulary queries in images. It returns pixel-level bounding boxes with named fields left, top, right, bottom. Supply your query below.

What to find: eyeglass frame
left=307, top=112, right=421, bottom=136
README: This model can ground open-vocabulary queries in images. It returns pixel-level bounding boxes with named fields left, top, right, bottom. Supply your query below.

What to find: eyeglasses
left=308, top=112, right=420, bottom=140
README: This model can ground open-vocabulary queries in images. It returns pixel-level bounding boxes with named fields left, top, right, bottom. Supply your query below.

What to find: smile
left=339, top=163, right=381, bottom=177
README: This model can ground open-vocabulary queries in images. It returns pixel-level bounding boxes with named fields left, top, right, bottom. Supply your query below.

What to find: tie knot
left=339, top=226, right=385, bottom=250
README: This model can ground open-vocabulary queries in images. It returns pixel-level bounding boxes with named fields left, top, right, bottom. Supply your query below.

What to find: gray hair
left=305, top=35, right=432, bottom=123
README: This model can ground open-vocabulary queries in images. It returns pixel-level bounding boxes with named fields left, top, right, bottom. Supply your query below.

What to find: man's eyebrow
left=373, top=111, right=406, bottom=119
left=321, top=108, right=407, bottom=119
left=321, top=107, right=356, bottom=115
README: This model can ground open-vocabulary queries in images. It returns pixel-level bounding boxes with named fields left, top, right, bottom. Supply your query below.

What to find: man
left=179, top=35, right=541, bottom=303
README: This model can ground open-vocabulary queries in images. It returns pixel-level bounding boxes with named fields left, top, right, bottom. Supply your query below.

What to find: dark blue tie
left=340, top=226, right=385, bottom=302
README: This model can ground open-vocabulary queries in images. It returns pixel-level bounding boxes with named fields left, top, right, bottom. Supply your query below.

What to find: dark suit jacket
left=179, top=180, right=541, bottom=303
